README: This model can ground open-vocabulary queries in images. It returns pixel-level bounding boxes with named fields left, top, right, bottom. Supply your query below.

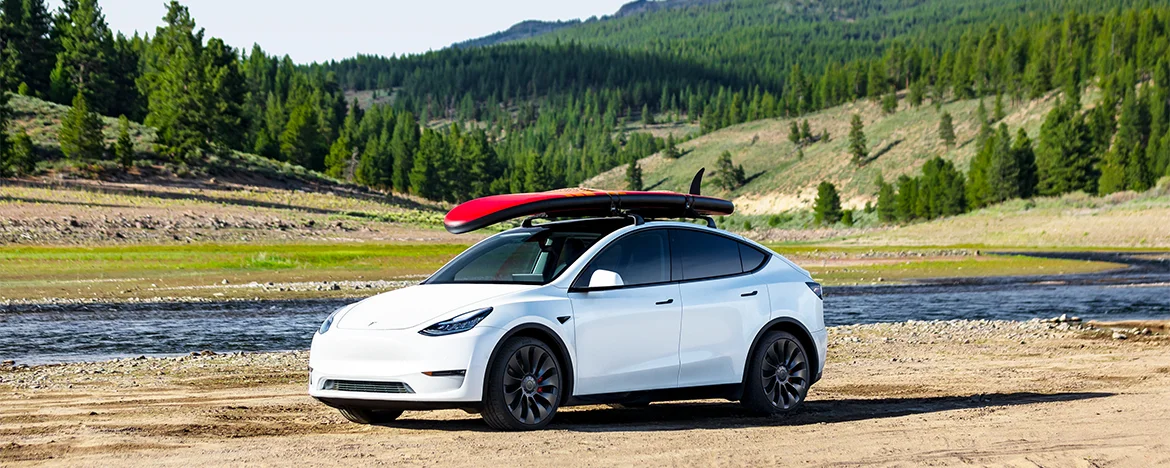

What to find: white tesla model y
left=309, top=216, right=826, bottom=430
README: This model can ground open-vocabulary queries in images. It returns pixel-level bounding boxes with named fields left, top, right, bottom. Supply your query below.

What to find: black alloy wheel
left=483, top=337, right=562, bottom=430
left=742, top=330, right=810, bottom=414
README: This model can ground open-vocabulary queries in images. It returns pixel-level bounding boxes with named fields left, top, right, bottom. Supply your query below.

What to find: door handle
left=655, top=298, right=674, bottom=305
left=741, top=290, right=758, bottom=297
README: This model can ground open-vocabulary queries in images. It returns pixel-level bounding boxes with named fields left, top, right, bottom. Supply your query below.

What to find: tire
left=741, top=331, right=811, bottom=415
left=482, top=336, right=563, bottom=431
left=337, top=407, right=403, bottom=425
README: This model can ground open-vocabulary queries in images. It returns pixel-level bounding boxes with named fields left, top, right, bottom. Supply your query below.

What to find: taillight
left=805, top=282, right=823, bottom=300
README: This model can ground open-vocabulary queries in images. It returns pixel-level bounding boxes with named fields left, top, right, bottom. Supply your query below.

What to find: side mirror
left=588, top=269, right=624, bottom=289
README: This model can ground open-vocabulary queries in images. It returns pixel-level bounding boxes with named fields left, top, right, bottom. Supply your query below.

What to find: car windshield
left=426, top=226, right=608, bottom=285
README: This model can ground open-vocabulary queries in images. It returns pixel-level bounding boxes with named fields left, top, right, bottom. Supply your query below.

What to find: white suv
left=309, top=217, right=826, bottom=430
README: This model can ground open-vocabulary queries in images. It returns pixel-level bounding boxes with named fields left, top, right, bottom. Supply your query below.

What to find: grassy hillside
left=9, top=95, right=342, bottom=188
left=844, top=182, right=1170, bottom=248
left=585, top=91, right=1091, bottom=212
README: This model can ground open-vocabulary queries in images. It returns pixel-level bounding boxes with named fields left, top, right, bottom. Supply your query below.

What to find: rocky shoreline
left=3, top=316, right=1168, bottom=466
left=2, top=318, right=1160, bottom=390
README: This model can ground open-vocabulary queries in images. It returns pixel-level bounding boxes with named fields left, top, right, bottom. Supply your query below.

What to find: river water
left=2, top=253, right=1168, bottom=365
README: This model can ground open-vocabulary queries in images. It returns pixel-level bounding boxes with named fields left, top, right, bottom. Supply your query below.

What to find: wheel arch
left=483, top=323, right=575, bottom=405
left=742, top=317, right=820, bottom=388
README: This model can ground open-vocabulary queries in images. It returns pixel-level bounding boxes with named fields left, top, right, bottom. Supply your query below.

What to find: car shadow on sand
left=384, top=391, right=1113, bottom=432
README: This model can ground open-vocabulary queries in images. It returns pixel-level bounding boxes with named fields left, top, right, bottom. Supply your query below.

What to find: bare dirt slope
left=3, top=320, right=1168, bottom=466
left=0, top=179, right=461, bottom=246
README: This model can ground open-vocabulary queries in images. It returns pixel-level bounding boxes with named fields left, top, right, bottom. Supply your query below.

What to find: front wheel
left=741, top=331, right=811, bottom=414
left=338, top=407, right=403, bottom=425
left=481, top=337, right=563, bottom=431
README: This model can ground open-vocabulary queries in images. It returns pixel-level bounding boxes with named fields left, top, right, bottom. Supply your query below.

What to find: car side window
left=739, top=243, right=769, bottom=272
left=670, top=229, right=742, bottom=281
left=575, top=230, right=671, bottom=288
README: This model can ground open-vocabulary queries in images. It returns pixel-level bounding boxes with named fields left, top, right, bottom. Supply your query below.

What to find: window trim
left=425, top=227, right=604, bottom=286
left=568, top=225, right=771, bottom=293
left=669, top=226, right=772, bottom=285
left=569, top=227, right=674, bottom=292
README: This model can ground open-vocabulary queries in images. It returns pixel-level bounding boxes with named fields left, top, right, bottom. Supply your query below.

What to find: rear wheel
left=482, top=337, right=563, bottom=431
left=337, top=407, right=403, bottom=425
left=741, top=331, right=811, bottom=414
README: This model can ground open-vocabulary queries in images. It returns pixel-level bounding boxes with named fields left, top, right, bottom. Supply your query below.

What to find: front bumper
left=308, top=325, right=505, bottom=406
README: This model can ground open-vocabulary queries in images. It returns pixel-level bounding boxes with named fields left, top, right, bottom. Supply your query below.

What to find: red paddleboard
left=444, top=187, right=734, bottom=234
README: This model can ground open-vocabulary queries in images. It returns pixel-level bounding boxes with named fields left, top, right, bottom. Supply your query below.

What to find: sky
left=46, top=0, right=630, bottom=63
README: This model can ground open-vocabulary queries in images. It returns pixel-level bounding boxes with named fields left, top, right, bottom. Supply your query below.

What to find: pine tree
left=625, top=159, right=643, bottom=191
left=390, top=111, right=419, bottom=191
left=993, top=93, right=1006, bottom=122
left=881, top=90, right=897, bottom=114
left=939, top=112, right=956, bottom=148
left=966, top=135, right=994, bottom=209
left=916, top=157, right=966, bottom=219
left=0, top=0, right=54, bottom=95
left=876, top=174, right=897, bottom=222
left=410, top=129, right=444, bottom=198
left=894, top=175, right=918, bottom=222
left=986, top=124, right=1020, bottom=203
left=1100, top=89, right=1143, bottom=195
left=114, top=114, right=133, bottom=168
left=58, top=91, right=103, bottom=160
left=848, top=114, right=866, bottom=165
left=139, top=2, right=207, bottom=161
left=459, top=128, right=501, bottom=199
left=49, top=0, right=114, bottom=112
left=279, top=104, right=323, bottom=169
left=1012, top=128, right=1037, bottom=198
left=202, top=37, right=246, bottom=150
left=1036, top=99, right=1094, bottom=195
left=1124, top=141, right=1151, bottom=192
left=663, top=133, right=680, bottom=159
left=0, top=85, right=9, bottom=175
left=908, top=78, right=925, bottom=107
left=522, top=151, right=553, bottom=192
left=641, top=103, right=654, bottom=126
left=788, top=120, right=801, bottom=145
left=10, top=128, right=35, bottom=175
left=841, top=209, right=854, bottom=227
left=355, top=133, right=385, bottom=187
left=975, top=99, right=992, bottom=148
left=714, top=150, right=745, bottom=190
left=324, top=134, right=351, bottom=179
left=813, top=181, right=842, bottom=224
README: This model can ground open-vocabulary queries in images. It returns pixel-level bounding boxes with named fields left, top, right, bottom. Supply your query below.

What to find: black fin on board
left=689, top=168, right=705, bottom=195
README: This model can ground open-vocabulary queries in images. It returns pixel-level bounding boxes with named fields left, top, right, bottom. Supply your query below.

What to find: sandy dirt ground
left=2, top=320, right=1168, bottom=467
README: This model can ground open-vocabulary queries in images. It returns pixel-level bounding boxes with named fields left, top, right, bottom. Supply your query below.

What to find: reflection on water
left=2, top=283, right=1168, bottom=365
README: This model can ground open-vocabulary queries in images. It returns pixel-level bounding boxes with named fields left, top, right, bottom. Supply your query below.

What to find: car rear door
left=568, top=229, right=682, bottom=395
left=671, top=229, right=772, bottom=388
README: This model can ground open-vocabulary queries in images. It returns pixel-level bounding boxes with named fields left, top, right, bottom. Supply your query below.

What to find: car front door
left=671, top=229, right=773, bottom=388
left=568, top=229, right=682, bottom=395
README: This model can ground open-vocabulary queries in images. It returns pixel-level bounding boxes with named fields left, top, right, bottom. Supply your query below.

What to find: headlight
left=318, top=305, right=348, bottom=335
left=419, top=307, right=493, bottom=336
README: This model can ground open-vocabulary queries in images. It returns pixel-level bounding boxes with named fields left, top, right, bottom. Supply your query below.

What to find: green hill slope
left=10, top=95, right=346, bottom=190
left=584, top=91, right=1085, bottom=213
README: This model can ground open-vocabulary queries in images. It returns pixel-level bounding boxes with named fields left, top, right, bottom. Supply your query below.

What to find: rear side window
left=739, top=243, right=769, bottom=272
left=670, top=229, right=742, bottom=281
left=575, top=230, right=671, bottom=288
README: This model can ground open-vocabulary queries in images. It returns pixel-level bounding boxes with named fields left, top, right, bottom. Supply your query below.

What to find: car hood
left=335, top=283, right=537, bottom=331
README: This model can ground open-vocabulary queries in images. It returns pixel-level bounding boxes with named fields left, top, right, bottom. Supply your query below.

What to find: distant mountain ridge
left=452, top=0, right=727, bottom=49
